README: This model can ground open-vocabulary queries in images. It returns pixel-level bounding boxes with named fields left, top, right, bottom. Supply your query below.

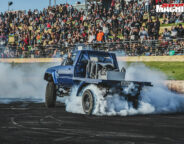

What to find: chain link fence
left=0, top=39, right=184, bottom=58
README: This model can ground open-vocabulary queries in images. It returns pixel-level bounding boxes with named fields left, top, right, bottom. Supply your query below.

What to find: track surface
left=0, top=102, right=184, bottom=144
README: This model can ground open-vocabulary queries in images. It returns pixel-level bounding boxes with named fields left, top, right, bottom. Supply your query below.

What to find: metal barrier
left=0, top=39, right=184, bottom=58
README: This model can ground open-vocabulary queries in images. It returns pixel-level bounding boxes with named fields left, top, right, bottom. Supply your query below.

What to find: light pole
left=85, top=0, right=88, bottom=16
left=49, top=0, right=51, bottom=7
left=85, top=0, right=87, bottom=9
left=8, top=1, right=13, bottom=12
left=54, top=0, right=56, bottom=7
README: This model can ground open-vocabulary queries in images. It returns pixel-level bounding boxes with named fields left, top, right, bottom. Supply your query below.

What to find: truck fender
left=76, top=82, right=89, bottom=96
left=44, top=72, right=58, bottom=84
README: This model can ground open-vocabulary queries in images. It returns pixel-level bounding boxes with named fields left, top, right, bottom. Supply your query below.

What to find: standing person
left=177, top=24, right=184, bottom=38
left=146, top=19, right=154, bottom=37
left=103, top=23, right=109, bottom=42
left=155, top=18, right=160, bottom=39
left=145, top=0, right=149, bottom=13
left=139, top=27, right=148, bottom=42
left=96, top=29, right=104, bottom=42
left=88, top=32, right=96, bottom=43
left=112, top=15, right=119, bottom=33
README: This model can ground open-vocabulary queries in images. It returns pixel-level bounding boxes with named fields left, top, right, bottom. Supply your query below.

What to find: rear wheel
left=82, top=89, right=94, bottom=115
left=45, top=82, right=56, bottom=108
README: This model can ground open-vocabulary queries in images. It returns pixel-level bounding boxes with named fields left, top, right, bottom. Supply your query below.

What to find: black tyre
left=132, top=98, right=139, bottom=109
left=45, top=82, right=56, bottom=108
left=82, top=89, right=94, bottom=115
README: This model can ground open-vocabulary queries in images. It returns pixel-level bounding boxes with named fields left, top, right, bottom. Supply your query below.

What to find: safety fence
left=0, top=55, right=184, bottom=63
left=0, top=38, right=184, bottom=58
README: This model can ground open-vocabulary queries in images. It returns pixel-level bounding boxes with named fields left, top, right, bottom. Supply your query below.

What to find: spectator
left=0, top=1, right=183, bottom=58
left=97, top=30, right=104, bottom=42
left=163, top=28, right=171, bottom=40
left=103, top=23, right=109, bottom=41
left=177, top=24, right=184, bottom=38
left=171, top=26, right=178, bottom=39
left=139, top=27, right=148, bottom=41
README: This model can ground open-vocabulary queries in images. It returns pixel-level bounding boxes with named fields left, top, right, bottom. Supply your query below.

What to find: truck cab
left=44, top=50, right=120, bottom=86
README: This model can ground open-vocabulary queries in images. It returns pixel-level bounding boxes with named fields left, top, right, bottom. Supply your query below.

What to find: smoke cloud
left=0, top=63, right=51, bottom=103
left=0, top=61, right=184, bottom=116
left=60, top=62, right=184, bottom=116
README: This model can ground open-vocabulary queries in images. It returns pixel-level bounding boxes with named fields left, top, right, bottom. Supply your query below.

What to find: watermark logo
left=156, top=3, right=184, bottom=12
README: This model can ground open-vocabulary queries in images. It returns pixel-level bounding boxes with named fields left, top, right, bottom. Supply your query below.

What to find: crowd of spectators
left=0, top=0, right=184, bottom=58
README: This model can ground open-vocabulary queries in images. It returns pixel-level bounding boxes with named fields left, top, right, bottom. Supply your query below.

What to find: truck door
left=57, top=65, right=73, bottom=86
left=57, top=53, right=77, bottom=86
left=74, top=52, right=89, bottom=78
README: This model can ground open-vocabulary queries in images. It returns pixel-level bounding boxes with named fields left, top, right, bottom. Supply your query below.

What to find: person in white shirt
left=103, top=23, right=109, bottom=41
left=171, top=26, right=177, bottom=38
left=144, top=0, right=149, bottom=12
left=88, top=32, right=96, bottom=43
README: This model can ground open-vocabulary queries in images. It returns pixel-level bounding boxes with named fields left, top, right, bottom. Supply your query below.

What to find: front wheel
left=132, top=98, right=139, bottom=109
left=82, top=89, right=94, bottom=115
left=45, top=82, right=56, bottom=108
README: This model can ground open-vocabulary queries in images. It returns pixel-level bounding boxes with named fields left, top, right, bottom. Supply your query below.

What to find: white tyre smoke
left=0, top=62, right=184, bottom=116
left=0, top=63, right=50, bottom=103
left=61, top=63, right=184, bottom=116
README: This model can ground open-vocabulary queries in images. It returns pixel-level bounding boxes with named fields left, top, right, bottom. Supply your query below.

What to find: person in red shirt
left=47, top=23, right=51, bottom=29
left=24, top=36, right=29, bottom=46
left=82, top=31, right=87, bottom=38
left=111, top=0, right=115, bottom=7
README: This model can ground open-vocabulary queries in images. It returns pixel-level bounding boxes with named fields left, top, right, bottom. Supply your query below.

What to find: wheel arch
left=76, top=82, right=89, bottom=96
left=44, top=72, right=58, bottom=84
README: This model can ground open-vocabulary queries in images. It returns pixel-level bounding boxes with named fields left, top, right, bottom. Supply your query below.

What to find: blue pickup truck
left=44, top=50, right=152, bottom=114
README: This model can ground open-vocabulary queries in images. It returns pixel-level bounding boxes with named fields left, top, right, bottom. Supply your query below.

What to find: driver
left=65, top=52, right=73, bottom=65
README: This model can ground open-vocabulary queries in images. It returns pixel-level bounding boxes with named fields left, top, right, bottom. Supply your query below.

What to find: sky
left=0, top=0, right=85, bottom=13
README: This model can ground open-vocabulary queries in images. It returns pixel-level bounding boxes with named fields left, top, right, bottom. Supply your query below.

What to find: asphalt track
left=0, top=102, right=184, bottom=144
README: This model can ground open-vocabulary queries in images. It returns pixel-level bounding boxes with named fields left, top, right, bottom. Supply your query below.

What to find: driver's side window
left=61, top=53, right=77, bottom=66
left=61, top=59, right=67, bottom=66
left=75, top=54, right=89, bottom=77
left=61, top=58, right=73, bottom=66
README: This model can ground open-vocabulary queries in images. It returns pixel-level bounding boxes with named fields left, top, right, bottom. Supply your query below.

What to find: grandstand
left=0, top=0, right=184, bottom=58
